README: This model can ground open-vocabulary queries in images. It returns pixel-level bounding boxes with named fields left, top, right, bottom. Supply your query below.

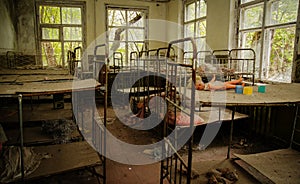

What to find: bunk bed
left=0, top=78, right=106, bottom=183
left=185, top=48, right=256, bottom=86
left=92, top=44, right=138, bottom=101
left=123, top=47, right=173, bottom=116
left=159, top=38, right=300, bottom=184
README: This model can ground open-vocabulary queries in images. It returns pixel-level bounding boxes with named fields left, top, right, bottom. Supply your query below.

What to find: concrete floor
left=0, top=97, right=284, bottom=184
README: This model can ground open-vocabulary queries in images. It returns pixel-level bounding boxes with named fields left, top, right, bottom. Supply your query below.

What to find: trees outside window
left=184, top=0, right=207, bottom=52
left=37, top=3, right=85, bottom=67
left=238, top=0, right=298, bottom=82
left=106, top=6, right=148, bottom=65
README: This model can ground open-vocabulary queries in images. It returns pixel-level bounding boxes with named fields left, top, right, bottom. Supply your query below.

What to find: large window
left=184, top=0, right=207, bottom=51
left=37, top=2, right=85, bottom=67
left=238, top=0, right=298, bottom=82
left=106, top=6, right=148, bottom=64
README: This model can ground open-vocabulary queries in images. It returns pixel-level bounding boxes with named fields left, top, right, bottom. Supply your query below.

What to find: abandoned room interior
left=0, top=0, right=300, bottom=183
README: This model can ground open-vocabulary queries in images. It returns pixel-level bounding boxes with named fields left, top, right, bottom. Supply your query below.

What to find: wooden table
left=0, top=78, right=103, bottom=182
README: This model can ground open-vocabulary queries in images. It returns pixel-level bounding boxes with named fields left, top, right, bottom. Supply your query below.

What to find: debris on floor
left=142, top=147, right=163, bottom=160
left=178, top=167, right=200, bottom=179
left=41, top=119, right=77, bottom=143
left=206, top=167, right=238, bottom=184
left=0, top=146, right=51, bottom=183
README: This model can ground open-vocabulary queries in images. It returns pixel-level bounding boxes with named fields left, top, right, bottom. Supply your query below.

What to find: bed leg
left=227, top=106, right=235, bottom=159
left=18, top=94, right=25, bottom=181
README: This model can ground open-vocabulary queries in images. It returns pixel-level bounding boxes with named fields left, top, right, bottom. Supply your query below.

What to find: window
left=238, top=0, right=298, bottom=82
left=106, top=6, right=148, bottom=64
left=184, top=0, right=207, bottom=51
left=37, top=3, right=85, bottom=67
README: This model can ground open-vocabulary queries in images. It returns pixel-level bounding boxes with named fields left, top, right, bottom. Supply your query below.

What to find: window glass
left=185, top=2, right=195, bottom=22
left=241, top=0, right=256, bottom=4
left=38, top=4, right=83, bottom=67
left=266, top=26, right=295, bottom=82
left=63, top=27, right=82, bottom=41
left=196, top=0, right=206, bottom=18
left=42, top=28, right=59, bottom=40
left=196, top=20, right=206, bottom=37
left=62, top=7, right=82, bottom=24
left=268, top=0, right=298, bottom=25
left=241, top=5, right=263, bottom=29
left=184, top=23, right=194, bottom=38
left=238, top=0, right=298, bottom=83
left=184, top=0, right=207, bottom=52
left=40, top=6, right=60, bottom=24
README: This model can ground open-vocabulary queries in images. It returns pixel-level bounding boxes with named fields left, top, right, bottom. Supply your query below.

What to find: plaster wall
left=0, top=0, right=17, bottom=54
left=16, top=0, right=36, bottom=54
left=206, top=0, right=231, bottom=50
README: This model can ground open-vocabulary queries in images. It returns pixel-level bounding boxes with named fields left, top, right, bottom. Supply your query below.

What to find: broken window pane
left=107, top=7, right=147, bottom=63
left=41, top=42, right=62, bottom=67
left=108, top=27, right=126, bottom=42
left=108, top=9, right=126, bottom=26
left=265, top=26, right=295, bottom=82
left=128, top=29, right=144, bottom=41
left=238, top=0, right=298, bottom=83
left=128, top=11, right=144, bottom=27
left=62, top=7, right=82, bottom=24
left=128, top=42, right=143, bottom=54
left=240, top=31, right=262, bottom=77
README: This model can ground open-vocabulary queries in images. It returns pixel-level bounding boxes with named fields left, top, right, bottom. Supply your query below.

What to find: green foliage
left=242, top=0, right=298, bottom=81
left=39, top=5, right=82, bottom=67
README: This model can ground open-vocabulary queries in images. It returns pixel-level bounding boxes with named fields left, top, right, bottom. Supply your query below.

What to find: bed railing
left=229, top=48, right=256, bottom=85
left=161, top=37, right=197, bottom=184
left=160, top=138, right=191, bottom=184
left=112, top=52, right=123, bottom=73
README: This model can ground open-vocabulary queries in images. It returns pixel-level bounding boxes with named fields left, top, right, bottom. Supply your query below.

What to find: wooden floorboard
left=26, top=141, right=102, bottom=180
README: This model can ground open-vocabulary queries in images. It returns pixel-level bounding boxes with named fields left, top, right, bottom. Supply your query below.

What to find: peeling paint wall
left=0, top=0, right=17, bottom=53
left=16, top=0, right=36, bottom=55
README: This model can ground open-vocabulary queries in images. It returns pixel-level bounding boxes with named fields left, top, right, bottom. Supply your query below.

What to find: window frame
left=105, top=5, right=149, bottom=64
left=183, top=0, right=207, bottom=51
left=36, top=1, right=86, bottom=67
left=237, top=0, right=298, bottom=82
